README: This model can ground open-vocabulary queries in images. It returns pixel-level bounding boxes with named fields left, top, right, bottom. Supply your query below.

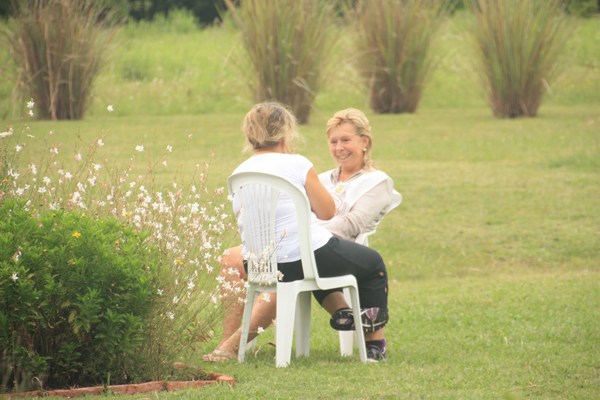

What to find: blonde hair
left=242, top=102, right=299, bottom=152
left=326, top=108, right=375, bottom=171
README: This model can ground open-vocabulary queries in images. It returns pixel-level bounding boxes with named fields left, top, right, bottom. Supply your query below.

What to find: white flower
left=75, top=153, right=82, bottom=161
left=15, top=145, right=23, bottom=152
left=50, top=147, right=59, bottom=155
left=42, top=176, right=51, bottom=185
left=97, top=139, right=105, bottom=146
left=28, top=109, right=34, bottom=117
left=166, top=145, right=173, bottom=152
left=107, top=104, right=114, bottom=112
left=26, top=99, right=35, bottom=109
left=64, top=172, right=73, bottom=180
left=257, top=326, right=265, bottom=334
left=135, top=145, right=144, bottom=152
left=92, top=163, right=101, bottom=171
left=0, top=128, right=14, bottom=138
left=166, top=311, right=175, bottom=320
left=157, top=289, right=164, bottom=296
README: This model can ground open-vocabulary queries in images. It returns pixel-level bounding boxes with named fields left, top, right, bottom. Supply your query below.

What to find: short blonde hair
left=326, top=108, right=374, bottom=171
left=242, top=102, right=298, bottom=152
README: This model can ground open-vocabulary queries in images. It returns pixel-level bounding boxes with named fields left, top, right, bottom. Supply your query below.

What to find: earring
left=363, top=148, right=367, bottom=152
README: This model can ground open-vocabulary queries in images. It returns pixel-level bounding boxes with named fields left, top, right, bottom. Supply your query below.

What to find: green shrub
left=467, top=0, right=572, bottom=118
left=349, top=0, right=449, bottom=114
left=224, top=0, right=338, bottom=124
left=3, top=0, right=120, bottom=120
left=0, top=199, right=159, bottom=391
left=1, top=117, right=235, bottom=393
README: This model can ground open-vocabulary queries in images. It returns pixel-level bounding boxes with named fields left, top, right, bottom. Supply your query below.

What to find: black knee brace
left=330, top=307, right=388, bottom=333
left=360, top=307, right=389, bottom=333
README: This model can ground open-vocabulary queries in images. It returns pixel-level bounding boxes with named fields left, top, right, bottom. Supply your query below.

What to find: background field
left=1, top=11, right=599, bottom=400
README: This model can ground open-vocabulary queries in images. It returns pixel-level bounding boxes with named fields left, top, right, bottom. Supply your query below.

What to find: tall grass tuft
left=467, top=0, right=572, bottom=118
left=224, top=0, right=338, bottom=124
left=4, top=0, right=119, bottom=120
left=350, top=0, right=449, bottom=114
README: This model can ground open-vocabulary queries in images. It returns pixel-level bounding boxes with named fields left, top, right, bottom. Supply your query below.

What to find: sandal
left=330, top=308, right=355, bottom=331
left=202, top=348, right=237, bottom=362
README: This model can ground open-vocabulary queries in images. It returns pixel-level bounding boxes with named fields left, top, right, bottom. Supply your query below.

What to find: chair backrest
left=227, top=171, right=319, bottom=285
left=355, top=189, right=402, bottom=246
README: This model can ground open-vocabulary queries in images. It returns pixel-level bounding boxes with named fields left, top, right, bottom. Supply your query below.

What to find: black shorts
left=277, top=236, right=388, bottom=310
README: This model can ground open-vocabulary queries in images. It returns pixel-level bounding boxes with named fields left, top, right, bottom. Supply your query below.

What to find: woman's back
left=232, top=153, right=332, bottom=263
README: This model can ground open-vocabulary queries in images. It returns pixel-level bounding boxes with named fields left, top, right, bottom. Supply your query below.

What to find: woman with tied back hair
left=203, top=103, right=395, bottom=363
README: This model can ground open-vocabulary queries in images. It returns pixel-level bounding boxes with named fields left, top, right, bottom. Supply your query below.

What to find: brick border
left=0, top=373, right=235, bottom=398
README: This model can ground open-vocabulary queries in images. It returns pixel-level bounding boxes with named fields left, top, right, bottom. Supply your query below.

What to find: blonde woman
left=204, top=104, right=394, bottom=363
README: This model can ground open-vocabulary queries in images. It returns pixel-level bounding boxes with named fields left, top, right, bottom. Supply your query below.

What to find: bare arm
left=305, top=167, right=335, bottom=220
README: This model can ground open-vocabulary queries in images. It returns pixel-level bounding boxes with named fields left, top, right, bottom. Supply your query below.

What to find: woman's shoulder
left=360, top=169, right=392, bottom=184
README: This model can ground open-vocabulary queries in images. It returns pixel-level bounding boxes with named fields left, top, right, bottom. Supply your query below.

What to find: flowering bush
left=0, top=105, right=236, bottom=392
left=0, top=199, right=159, bottom=390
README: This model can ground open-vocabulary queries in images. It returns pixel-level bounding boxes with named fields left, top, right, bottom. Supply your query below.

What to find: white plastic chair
left=228, top=171, right=367, bottom=367
left=339, top=189, right=402, bottom=356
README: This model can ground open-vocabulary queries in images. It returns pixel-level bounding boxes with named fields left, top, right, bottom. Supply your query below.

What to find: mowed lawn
left=1, top=12, right=599, bottom=400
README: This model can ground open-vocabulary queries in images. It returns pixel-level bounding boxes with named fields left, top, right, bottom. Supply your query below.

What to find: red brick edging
left=0, top=373, right=235, bottom=398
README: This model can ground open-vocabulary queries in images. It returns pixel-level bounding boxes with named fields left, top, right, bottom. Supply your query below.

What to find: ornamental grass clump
left=4, top=0, right=119, bottom=120
left=350, top=0, right=449, bottom=114
left=467, top=0, right=572, bottom=118
left=0, top=106, right=235, bottom=392
left=224, top=0, right=338, bottom=124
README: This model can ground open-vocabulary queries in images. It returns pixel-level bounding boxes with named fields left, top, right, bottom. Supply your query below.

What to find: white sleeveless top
left=232, top=153, right=333, bottom=263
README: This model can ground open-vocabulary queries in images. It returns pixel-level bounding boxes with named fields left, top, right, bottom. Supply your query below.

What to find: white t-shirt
left=232, top=153, right=333, bottom=263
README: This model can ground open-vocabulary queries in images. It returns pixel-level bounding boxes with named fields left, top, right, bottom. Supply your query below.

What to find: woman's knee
left=220, top=245, right=246, bottom=280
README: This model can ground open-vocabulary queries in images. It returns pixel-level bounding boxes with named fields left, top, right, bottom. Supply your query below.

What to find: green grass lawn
left=1, top=11, right=599, bottom=400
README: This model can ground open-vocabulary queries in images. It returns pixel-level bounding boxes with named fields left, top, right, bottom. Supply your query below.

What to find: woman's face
left=327, top=122, right=369, bottom=171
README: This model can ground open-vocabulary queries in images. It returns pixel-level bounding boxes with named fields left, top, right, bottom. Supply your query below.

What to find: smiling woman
left=318, top=108, right=401, bottom=242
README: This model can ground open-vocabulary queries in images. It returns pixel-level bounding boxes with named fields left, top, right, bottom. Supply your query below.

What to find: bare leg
left=320, top=291, right=350, bottom=315
left=216, top=293, right=278, bottom=355
left=214, top=245, right=246, bottom=348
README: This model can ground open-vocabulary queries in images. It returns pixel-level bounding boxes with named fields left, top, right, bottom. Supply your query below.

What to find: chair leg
left=238, top=289, right=257, bottom=363
left=295, top=291, right=312, bottom=358
left=339, top=288, right=354, bottom=356
left=275, top=288, right=298, bottom=367
left=348, top=286, right=367, bottom=362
